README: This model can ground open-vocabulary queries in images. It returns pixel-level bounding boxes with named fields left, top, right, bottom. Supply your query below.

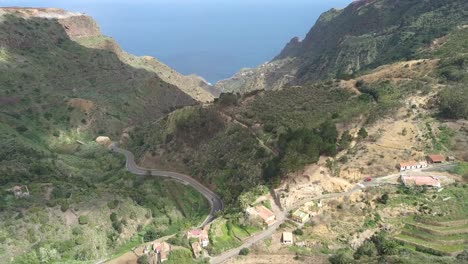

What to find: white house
left=399, top=161, right=427, bottom=171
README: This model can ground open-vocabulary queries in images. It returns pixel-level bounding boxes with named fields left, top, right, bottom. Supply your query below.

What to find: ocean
left=2, top=0, right=351, bottom=83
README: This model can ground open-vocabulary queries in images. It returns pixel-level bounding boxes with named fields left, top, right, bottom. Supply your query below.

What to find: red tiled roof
left=255, top=205, right=275, bottom=221
left=402, top=176, right=440, bottom=187
left=428, top=154, right=445, bottom=162
left=399, top=161, right=420, bottom=167
left=188, top=229, right=202, bottom=236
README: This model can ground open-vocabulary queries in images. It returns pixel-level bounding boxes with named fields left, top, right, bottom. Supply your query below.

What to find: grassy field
left=386, top=185, right=468, bottom=256
left=207, top=219, right=259, bottom=255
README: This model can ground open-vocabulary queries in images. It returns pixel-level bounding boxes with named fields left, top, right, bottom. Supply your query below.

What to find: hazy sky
left=1, top=0, right=352, bottom=82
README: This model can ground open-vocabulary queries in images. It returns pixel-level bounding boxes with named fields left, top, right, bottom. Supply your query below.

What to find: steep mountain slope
left=216, top=0, right=468, bottom=93
left=129, top=7, right=468, bottom=262
left=0, top=8, right=211, bottom=263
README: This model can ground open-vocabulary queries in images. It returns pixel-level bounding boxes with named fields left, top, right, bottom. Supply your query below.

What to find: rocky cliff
left=216, top=0, right=468, bottom=93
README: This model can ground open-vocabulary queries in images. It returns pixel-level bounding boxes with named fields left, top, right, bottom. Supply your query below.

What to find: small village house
left=152, top=242, right=171, bottom=262
left=246, top=205, right=276, bottom=226
left=447, top=156, right=456, bottom=162
left=187, top=228, right=209, bottom=247
left=291, top=209, right=310, bottom=224
left=398, top=161, right=427, bottom=171
left=401, top=175, right=441, bottom=188
left=282, top=232, right=293, bottom=245
left=427, top=154, right=445, bottom=164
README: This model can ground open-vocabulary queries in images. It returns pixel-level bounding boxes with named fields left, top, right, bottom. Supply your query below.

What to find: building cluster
left=143, top=242, right=171, bottom=263
left=187, top=228, right=210, bottom=259
left=399, top=154, right=451, bottom=172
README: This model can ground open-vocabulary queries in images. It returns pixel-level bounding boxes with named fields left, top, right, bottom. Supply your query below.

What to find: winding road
left=110, top=143, right=223, bottom=226
left=109, top=143, right=371, bottom=263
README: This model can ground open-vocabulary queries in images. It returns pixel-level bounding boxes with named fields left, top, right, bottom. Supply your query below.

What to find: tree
left=143, top=228, right=159, bottom=242
left=239, top=248, right=250, bottom=255
left=329, top=250, right=353, bottom=264
left=371, top=232, right=398, bottom=256
left=78, top=215, right=89, bottom=225
left=338, top=130, right=352, bottom=151
left=358, top=128, right=368, bottom=139
left=354, top=240, right=377, bottom=259
left=293, top=228, right=304, bottom=235
left=379, top=193, right=389, bottom=204
left=110, top=212, right=118, bottom=222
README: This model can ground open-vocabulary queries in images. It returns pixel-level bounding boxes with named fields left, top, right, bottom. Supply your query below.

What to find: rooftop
left=427, top=154, right=445, bottom=162
left=292, top=210, right=308, bottom=219
left=399, top=160, right=420, bottom=167
left=282, top=232, right=293, bottom=241
left=402, top=175, right=440, bottom=187
left=255, top=205, right=275, bottom=221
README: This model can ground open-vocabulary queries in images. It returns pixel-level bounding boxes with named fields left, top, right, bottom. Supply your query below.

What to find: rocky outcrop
left=95, top=136, right=111, bottom=146
left=0, top=8, right=100, bottom=39
left=58, top=15, right=101, bottom=39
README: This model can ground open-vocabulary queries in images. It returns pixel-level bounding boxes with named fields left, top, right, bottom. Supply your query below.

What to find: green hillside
left=0, top=10, right=208, bottom=264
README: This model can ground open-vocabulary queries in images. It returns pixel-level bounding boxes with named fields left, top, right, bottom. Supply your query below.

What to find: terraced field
left=395, top=217, right=468, bottom=256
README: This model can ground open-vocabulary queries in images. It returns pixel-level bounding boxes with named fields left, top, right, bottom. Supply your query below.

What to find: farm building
left=282, top=232, right=293, bottom=245
left=291, top=209, right=310, bottom=223
left=247, top=205, right=276, bottom=226
left=399, top=161, right=427, bottom=171
left=152, top=242, right=171, bottom=262
left=427, top=154, right=445, bottom=164
left=401, top=175, right=441, bottom=188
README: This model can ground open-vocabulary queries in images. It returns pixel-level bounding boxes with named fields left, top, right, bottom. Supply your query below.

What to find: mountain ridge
left=215, top=0, right=468, bottom=93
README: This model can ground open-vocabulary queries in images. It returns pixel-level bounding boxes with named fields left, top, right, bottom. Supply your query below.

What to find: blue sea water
left=2, top=0, right=351, bottom=83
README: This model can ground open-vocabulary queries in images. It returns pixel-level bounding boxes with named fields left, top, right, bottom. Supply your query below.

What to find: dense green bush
left=292, top=229, right=304, bottom=236
left=371, top=232, right=399, bottom=256
left=239, top=248, right=250, bottom=255
left=137, top=255, right=149, bottom=264
left=143, top=228, right=160, bottom=242
left=78, top=216, right=89, bottom=225
left=329, top=249, right=353, bottom=264
left=216, top=92, right=240, bottom=106
left=354, top=240, right=377, bottom=259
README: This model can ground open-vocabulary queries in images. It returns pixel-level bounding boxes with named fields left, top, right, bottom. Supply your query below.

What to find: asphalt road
left=110, top=143, right=224, bottom=226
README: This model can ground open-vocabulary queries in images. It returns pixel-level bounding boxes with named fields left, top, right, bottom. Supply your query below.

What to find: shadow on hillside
left=0, top=13, right=197, bottom=136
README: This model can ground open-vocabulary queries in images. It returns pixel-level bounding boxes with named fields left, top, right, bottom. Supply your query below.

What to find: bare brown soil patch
left=357, top=59, right=438, bottom=83
left=67, top=98, right=95, bottom=114
left=226, top=254, right=328, bottom=264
